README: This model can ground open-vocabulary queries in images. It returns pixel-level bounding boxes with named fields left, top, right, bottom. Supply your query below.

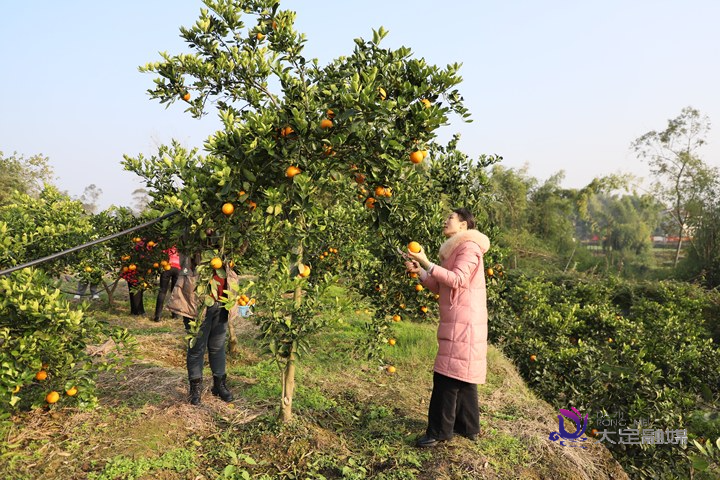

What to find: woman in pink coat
left=406, top=208, right=490, bottom=447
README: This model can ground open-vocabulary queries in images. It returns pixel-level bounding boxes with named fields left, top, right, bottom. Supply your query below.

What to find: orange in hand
left=408, top=241, right=422, bottom=253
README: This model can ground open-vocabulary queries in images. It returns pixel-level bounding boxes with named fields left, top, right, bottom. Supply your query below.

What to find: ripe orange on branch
left=286, top=165, right=302, bottom=178
left=409, top=151, right=424, bottom=164
left=46, top=391, right=60, bottom=404
left=66, top=386, right=78, bottom=396
left=320, top=119, right=333, bottom=129
left=222, top=203, right=235, bottom=215
left=35, top=370, right=48, bottom=381
left=210, top=257, right=223, bottom=269
left=182, top=92, right=191, bottom=101
left=408, top=241, right=422, bottom=253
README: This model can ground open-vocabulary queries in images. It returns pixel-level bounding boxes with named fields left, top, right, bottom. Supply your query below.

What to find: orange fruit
left=280, top=126, right=294, bottom=137
left=121, top=255, right=130, bottom=261
left=374, top=186, right=386, bottom=197
left=386, top=365, right=396, bottom=374
left=128, top=264, right=137, bottom=271
left=388, top=338, right=396, bottom=346
left=247, top=200, right=257, bottom=210
left=256, top=32, right=265, bottom=40
left=66, top=386, right=78, bottom=396
left=421, top=150, right=429, bottom=159
left=409, top=151, right=424, bottom=164
left=365, top=197, right=376, bottom=209
left=392, top=314, right=401, bottom=322
left=420, top=306, right=428, bottom=313
left=210, top=257, right=223, bottom=269
left=286, top=165, right=302, bottom=178
left=487, top=268, right=494, bottom=276
left=222, top=202, right=235, bottom=215
left=590, top=428, right=598, bottom=437
left=46, top=391, right=60, bottom=404
left=415, top=284, right=424, bottom=292
left=421, top=98, right=431, bottom=108
left=298, top=263, right=311, bottom=278
left=122, top=266, right=129, bottom=273
left=320, top=118, right=333, bottom=129
left=164, top=263, right=172, bottom=270
left=378, top=87, right=387, bottom=100
left=153, top=262, right=159, bottom=268
left=326, top=109, right=335, bottom=119
left=530, top=354, right=537, bottom=362
left=182, top=92, right=191, bottom=101
left=409, top=272, right=418, bottom=279
left=408, top=241, right=422, bottom=253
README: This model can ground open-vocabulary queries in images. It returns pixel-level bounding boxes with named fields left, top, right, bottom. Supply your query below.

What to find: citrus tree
left=123, top=0, right=473, bottom=421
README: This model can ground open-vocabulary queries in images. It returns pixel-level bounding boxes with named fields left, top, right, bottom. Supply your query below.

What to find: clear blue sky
left=2, top=1, right=719, bottom=210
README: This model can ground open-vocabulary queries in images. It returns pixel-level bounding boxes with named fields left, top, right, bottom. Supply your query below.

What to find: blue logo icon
left=549, top=407, right=591, bottom=448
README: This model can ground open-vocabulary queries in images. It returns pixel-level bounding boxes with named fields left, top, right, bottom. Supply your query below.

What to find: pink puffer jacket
left=421, top=229, right=490, bottom=384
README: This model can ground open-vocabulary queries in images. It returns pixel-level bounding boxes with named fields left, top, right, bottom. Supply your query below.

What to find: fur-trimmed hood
left=438, top=229, right=490, bottom=263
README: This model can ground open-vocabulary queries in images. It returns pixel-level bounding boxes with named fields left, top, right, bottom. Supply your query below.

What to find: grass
left=0, top=291, right=630, bottom=479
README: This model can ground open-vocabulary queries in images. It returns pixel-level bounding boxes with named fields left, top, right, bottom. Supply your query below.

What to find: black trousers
left=426, top=372, right=480, bottom=440
left=185, top=305, right=228, bottom=380
left=129, top=285, right=145, bottom=315
left=153, top=267, right=180, bottom=320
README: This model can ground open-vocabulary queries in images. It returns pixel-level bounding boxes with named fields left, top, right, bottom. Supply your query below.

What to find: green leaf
left=691, top=455, right=709, bottom=471
left=242, top=168, right=256, bottom=182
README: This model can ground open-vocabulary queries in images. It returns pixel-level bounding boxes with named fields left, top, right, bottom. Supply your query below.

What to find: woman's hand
left=407, top=248, right=431, bottom=269
left=405, top=260, right=421, bottom=274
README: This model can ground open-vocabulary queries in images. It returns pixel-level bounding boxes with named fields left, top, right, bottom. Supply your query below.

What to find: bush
left=0, top=268, right=132, bottom=417
left=489, top=272, right=720, bottom=478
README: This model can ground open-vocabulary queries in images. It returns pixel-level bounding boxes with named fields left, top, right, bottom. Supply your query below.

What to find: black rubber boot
left=189, top=378, right=203, bottom=405
left=211, top=374, right=233, bottom=402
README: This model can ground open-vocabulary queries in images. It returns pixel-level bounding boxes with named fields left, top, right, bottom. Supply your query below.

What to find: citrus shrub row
left=488, top=272, right=720, bottom=478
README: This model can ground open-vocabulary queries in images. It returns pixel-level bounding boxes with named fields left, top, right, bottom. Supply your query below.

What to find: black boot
left=189, top=378, right=203, bottom=405
left=211, top=374, right=233, bottom=402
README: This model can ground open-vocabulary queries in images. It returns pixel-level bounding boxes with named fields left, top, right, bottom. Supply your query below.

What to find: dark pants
left=186, top=304, right=228, bottom=380
left=153, top=267, right=180, bottom=321
left=426, top=372, right=480, bottom=440
left=129, top=285, right=145, bottom=315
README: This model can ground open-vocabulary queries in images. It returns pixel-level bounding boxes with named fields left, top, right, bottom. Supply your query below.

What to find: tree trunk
left=673, top=227, right=684, bottom=268
left=280, top=351, right=296, bottom=422
left=102, top=277, right=121, bottom=306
